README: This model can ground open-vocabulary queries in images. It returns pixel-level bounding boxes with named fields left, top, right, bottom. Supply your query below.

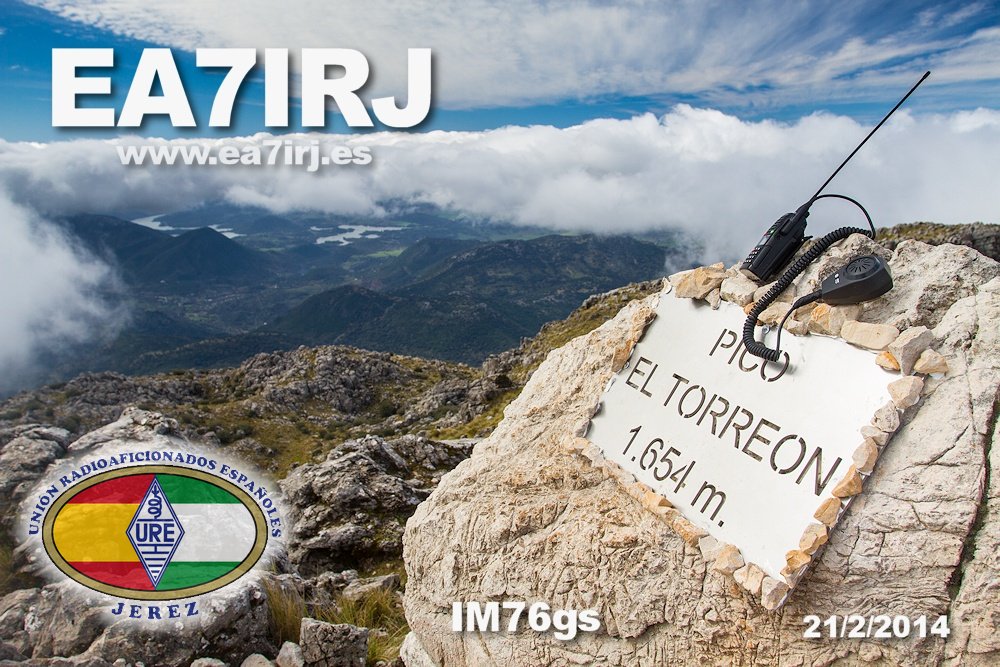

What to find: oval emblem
left=42, top=465, right=267, bottom=600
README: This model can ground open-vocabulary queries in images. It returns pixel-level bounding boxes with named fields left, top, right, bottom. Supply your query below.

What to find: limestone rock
left=673, top=263, right=726, bottom=299
left=875, top=350, right=901, bottom=371
left=712, top=544, right=745, bottom=575
left=759, top=302, right=791, bottom=326
left=914, top=349, right=950, bottom=374
left=782, top=550, right=811, bottom=579
left=299, top=619, right=368, bottom=667
left=720, top=274, right=757, bottom=306
left=863, top=240, right=1000, bottom=330
left=888, top=376, right=924, bottom=410
left=280, top=434, right=471, bottom=576
left=813, top=497, right=842, bottom=527
left=799, top=524, right=829, bottom=555
left=641, top=489, right=672, bottom=513
left=276, top=641, right=305, bottom=667
left=760, top=578, right=790, bottom=611
left=832, top=465, right=863, bottom=498
left=733, top=563, right=766, bottom=596
left=808, top=304, right=861, bottom=336
left=341, top=574, right=400, bottom=601
left=872, top=401, right=901, bottom=432
left=852, top=439, right=880, bottom=474
left=783, top=314, right=810, bottom=336
left=706, top=288, right=722, bottom=309
left=241, top=654, right=275, bottom=667
left=841, top=321, right=900, bottom=350
left=403, top=243, right=1000, bottom=666
left=275, top=641, right=304, bottom=667
left=191, top=660, right=227, bottom=667
left=860, top=424, right=889, bottom=446
left=399, top=633, right=436, bottom=667
left=753, top=282, right=796, bottom=305
left=698, top=535, right=723, bottom=562
left=887, top=326, right=934, bottom=374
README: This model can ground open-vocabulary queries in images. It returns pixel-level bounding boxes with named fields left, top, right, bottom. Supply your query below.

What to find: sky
left=1, top=0, right=999, bottom=138
left=0, top=0, right=998, bottom=390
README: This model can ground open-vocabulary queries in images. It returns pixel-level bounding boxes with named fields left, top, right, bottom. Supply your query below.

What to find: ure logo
left=42, top=465, right=267, bottom=601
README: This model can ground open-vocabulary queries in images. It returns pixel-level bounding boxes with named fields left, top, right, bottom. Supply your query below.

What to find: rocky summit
left=402, top=238, right=1000, bottom=666
left=0, top=228, right=997, bottom=666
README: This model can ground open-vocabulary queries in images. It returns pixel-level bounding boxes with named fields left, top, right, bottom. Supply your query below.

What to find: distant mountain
left=267, top=234, right=667, bottom=363
left=131, top=227, right=276, bottom=285
left=39, top=214, right=677, bottom=382
left=59, top=215, right=276, bottom=287
left=367, top=238, right=481, bottom=290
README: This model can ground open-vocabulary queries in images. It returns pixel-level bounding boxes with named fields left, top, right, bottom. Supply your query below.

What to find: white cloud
left=1, top=106, right=997, bottom=265
left=0, top=193, right=123, bottom=394
left=25, top=0, right=1000, bottom=110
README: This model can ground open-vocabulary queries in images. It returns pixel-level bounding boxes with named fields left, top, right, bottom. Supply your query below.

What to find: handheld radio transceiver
left=740, top=71, right=931, bottom=362
left=739, top=71, right=931, bottom=284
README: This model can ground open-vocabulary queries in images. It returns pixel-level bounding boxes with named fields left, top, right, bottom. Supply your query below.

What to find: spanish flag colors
left=49, top=470, right=261, bottom=594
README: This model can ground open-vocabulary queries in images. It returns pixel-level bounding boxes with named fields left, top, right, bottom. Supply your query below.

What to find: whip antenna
left=809, top=71, right=931, bottom=202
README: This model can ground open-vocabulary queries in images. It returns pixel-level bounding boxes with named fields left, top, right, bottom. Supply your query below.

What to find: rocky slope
left=0, top=225, right=995, bottom=665
left=402, top=238, right=1000, bottom=666
left=0, top=409, right=466, bottom=665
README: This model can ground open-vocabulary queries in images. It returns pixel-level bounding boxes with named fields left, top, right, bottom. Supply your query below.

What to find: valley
left=40, top=203, right=689, bottom=385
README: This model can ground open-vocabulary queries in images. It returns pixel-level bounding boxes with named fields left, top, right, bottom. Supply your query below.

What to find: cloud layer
left=26, top=0, right=1000, bottom=111
left=0, top=104, right=997, bottom=391
left=0, top=193, right=121, bottom=394
left=2, top=106, right=998, bottom=262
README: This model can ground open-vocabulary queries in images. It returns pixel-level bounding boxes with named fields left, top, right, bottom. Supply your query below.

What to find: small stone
left=783, top=315, right=810, bottom=335
left=782, top=549, right=811, bottom=579
left=914, top=349, right=950, bottom=375
left=698, top=535, right=723, bottom=562
left=761, top=577, right=790, bottom=610
left=705, top=608, right=719, bottom=622
left=832, top=465, right=864, bottom=498
left=241, top=655, right=274, bottom=667
left=888, top=376, right=924, bottom=410
left=814, top=497, right=842, bottom=527
left=733, top=563, right=766, bottom=596
left=191, top=660, right=227, bottom=667
left=872, top=401, right=901, bottom=432
left=672, top=516, right=707, bottom=544
left=759, top=302, right=791, bottom=326
left=642, top=489, right=672, bottom=512
left=113, top=660, right=128, bottom=667
left=840, top=321, right=900, bottom=350
left=744, top=302, right=756, bottom=316
left=300, top=619, right=369, bottom=667
left=875, top=350, right=900, bottom=371
left=276, top=641, right=305, bottom=667
left=852, top=439, right=879, bottom=474
left=674, top=264, right=727, bottom=299
left=754, top=283, right=795, bottom=304
left=342, top=574, right=401, bottom=601
left=887, top=326, right=934, bottom=374
left=720, top=274, right=757, bottom=306
left=707, top=288, right=722, bottom=309
left=808, top=303, right=861, bottom=336
left=712, top=544, right=745, bottom=575
left=860, top=425, right=889, bottom=446
left=799, top=524, right=829, bottom=555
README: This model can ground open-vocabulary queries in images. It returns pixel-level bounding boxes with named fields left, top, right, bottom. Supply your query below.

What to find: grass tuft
left=263, top=578, right=307, bottom=645
left=264, top=579, right=409, bottom=666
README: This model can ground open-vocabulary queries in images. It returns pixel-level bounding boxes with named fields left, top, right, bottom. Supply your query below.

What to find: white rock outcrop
left=403, top=239, right=1000, bottom=666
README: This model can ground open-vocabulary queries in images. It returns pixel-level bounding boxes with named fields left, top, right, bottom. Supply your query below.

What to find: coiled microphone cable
left=741, top=194, right=875, bottom=362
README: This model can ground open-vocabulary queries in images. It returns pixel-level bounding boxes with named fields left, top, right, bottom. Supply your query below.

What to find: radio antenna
left=809, top=71, right=930, bottom=202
